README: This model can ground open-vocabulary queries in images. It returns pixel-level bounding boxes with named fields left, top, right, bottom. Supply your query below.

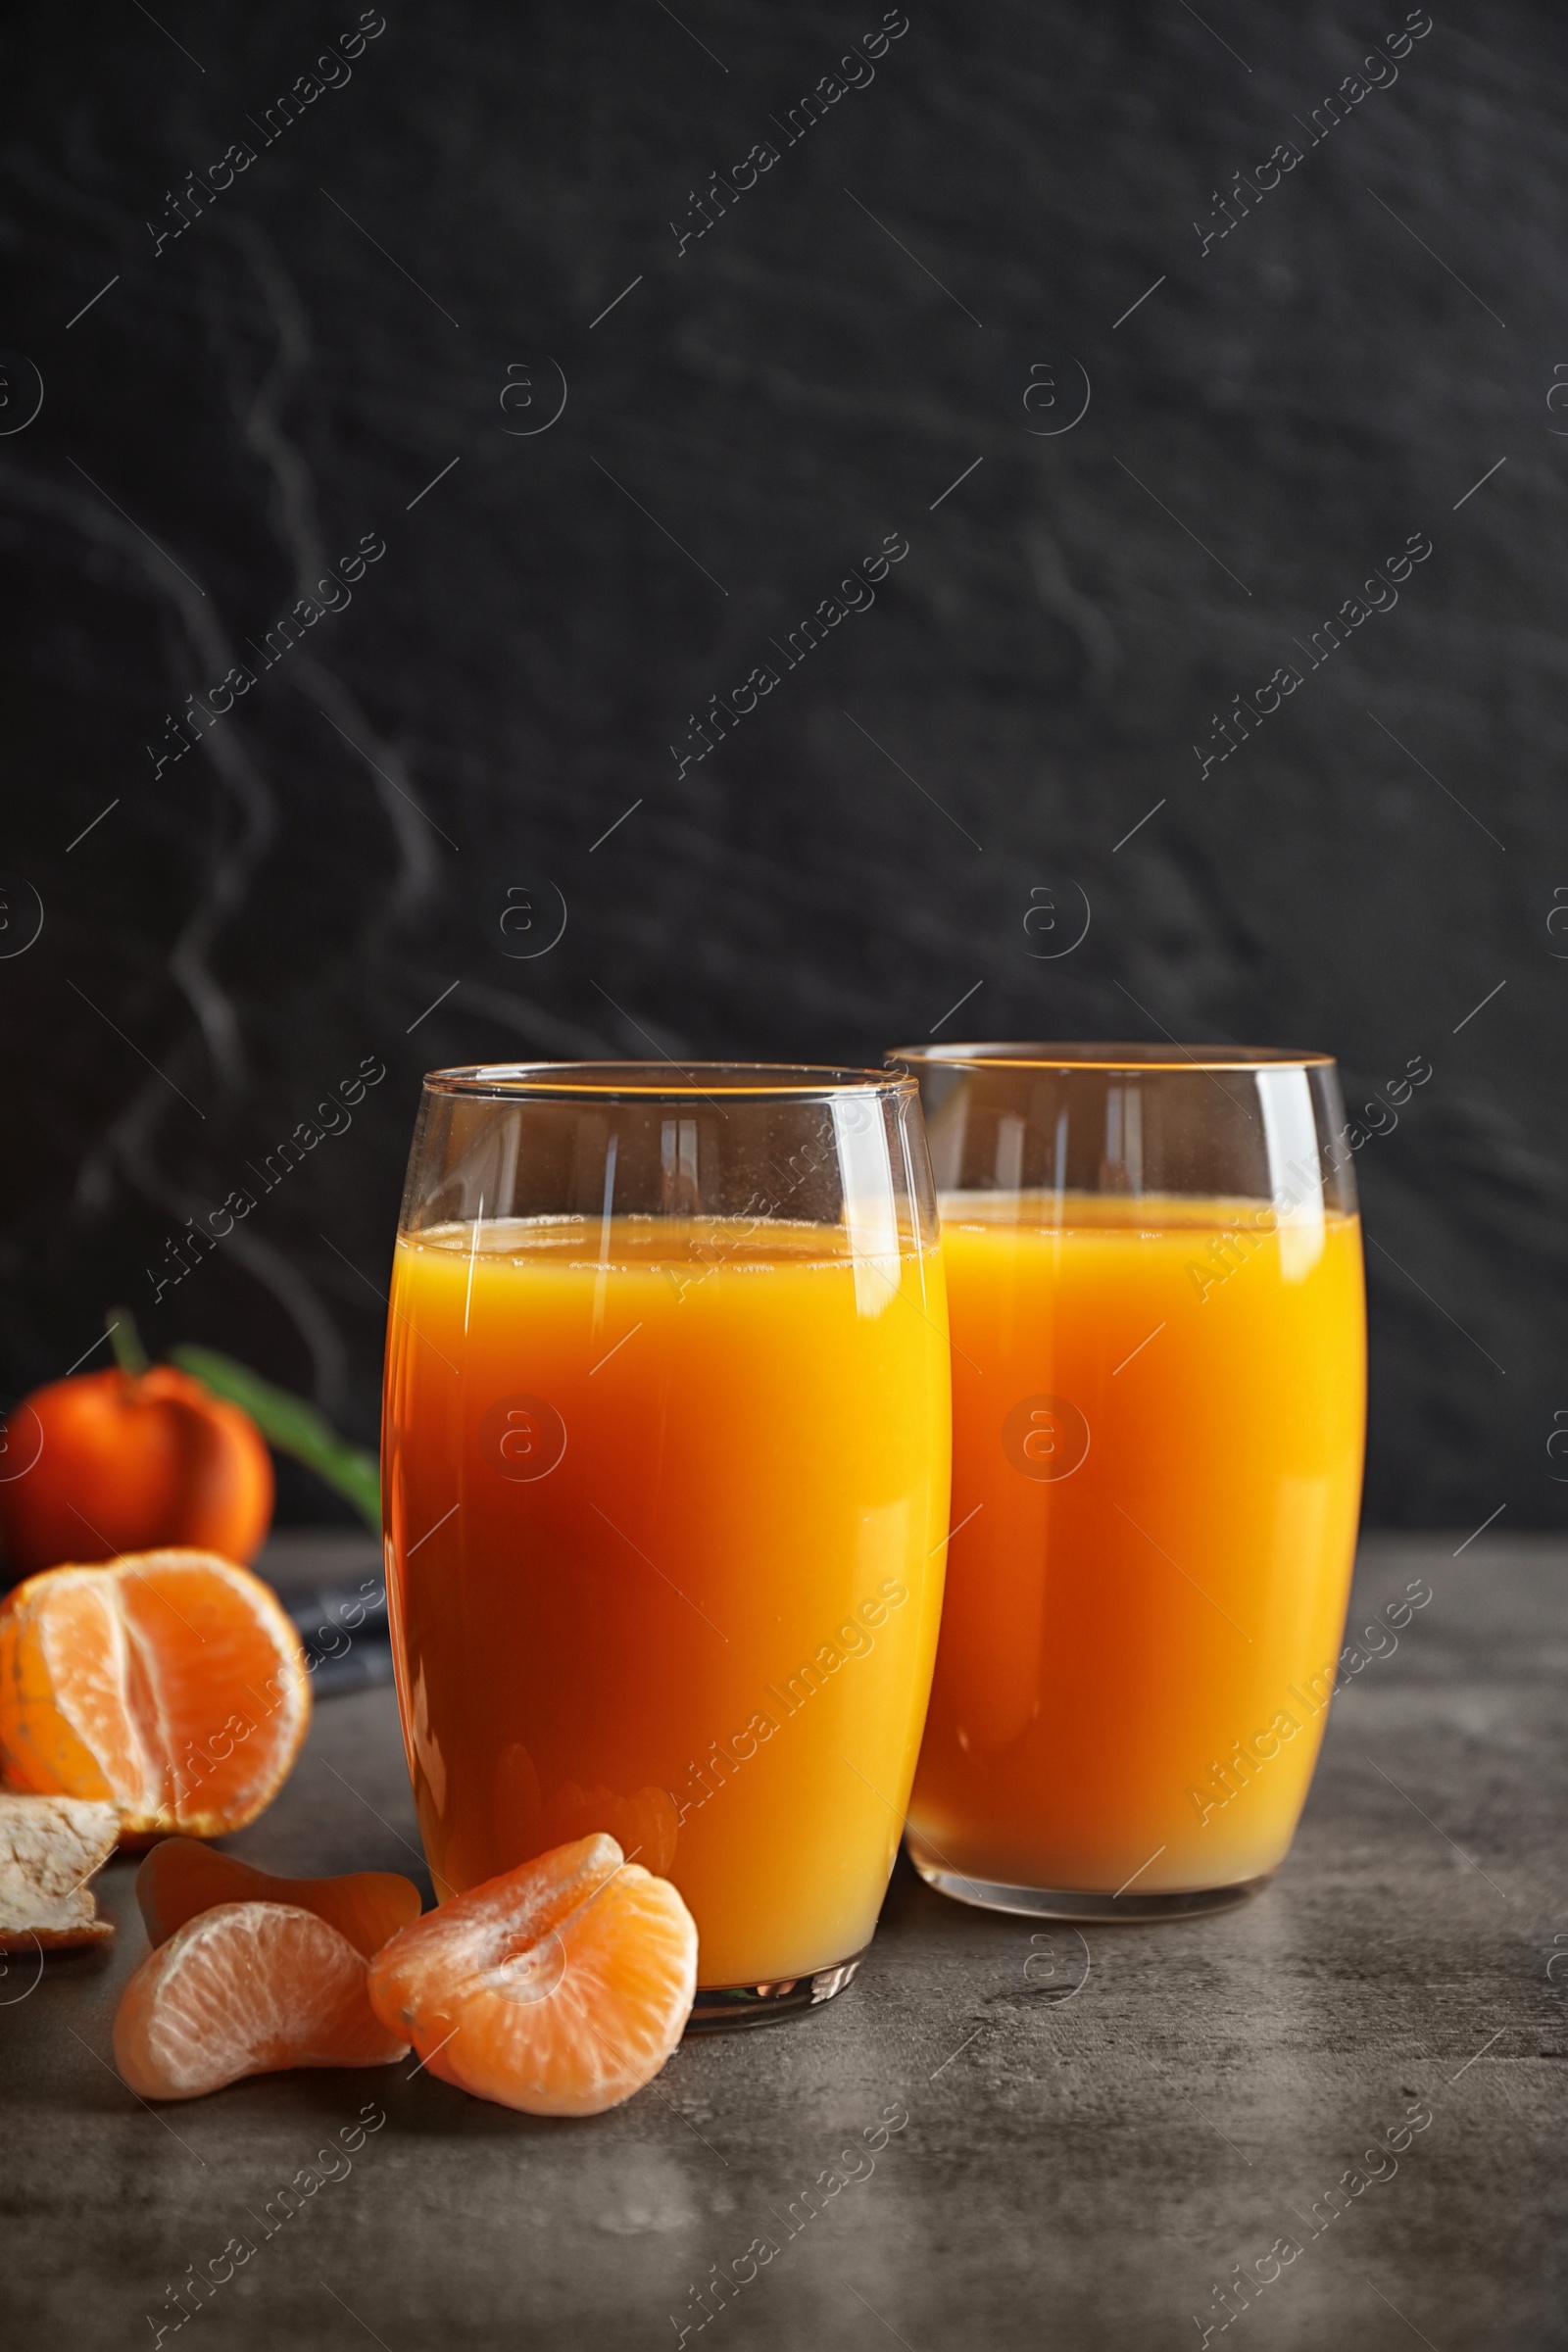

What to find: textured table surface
left=3, top=1530, right=1563, bottom=2350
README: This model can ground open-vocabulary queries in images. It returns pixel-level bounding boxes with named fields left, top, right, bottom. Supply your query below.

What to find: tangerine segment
left=368, top=1835, right=697, bottom=2118
left=113, top=1900, right=409, bottom=2100
left=136, top=1839, right=421, bottom=1957
left=0, top=1550, right=309, bottom=1842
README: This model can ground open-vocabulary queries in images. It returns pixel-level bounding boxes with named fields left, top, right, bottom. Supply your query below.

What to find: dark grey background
left=1, top=0, right=1563, bottom=1526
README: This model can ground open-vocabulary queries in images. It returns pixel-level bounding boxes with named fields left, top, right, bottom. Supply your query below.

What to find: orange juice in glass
left=381, top=1064, right=950, bottom=2023
left=895, top=1044, right=1365, bottom=1920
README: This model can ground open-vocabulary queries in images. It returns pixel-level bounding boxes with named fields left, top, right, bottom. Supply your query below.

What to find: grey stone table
left=3, top=1533, right=1563, bottom=2351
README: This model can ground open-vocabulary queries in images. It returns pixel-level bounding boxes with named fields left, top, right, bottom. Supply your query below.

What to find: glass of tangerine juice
left=893, top=1042, right=1366, bottom=1921
left=382, top=1062, right=952, bottom=2025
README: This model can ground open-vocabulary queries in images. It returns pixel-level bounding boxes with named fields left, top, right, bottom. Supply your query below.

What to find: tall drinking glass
left=382, top=1064, right=951, bottom=2024
left=892, top=1043, right=1365, bottom=1920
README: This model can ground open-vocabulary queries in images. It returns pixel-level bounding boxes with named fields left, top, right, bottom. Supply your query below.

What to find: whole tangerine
left=0, top=1365, right=273, bottom=1580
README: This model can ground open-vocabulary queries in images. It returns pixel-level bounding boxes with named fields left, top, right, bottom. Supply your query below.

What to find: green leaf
left=170, top=1346, right=381, bottom=1532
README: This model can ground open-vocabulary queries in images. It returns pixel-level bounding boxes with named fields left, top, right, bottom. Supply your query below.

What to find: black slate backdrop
left=1, top=0, right=1564, bottom=1529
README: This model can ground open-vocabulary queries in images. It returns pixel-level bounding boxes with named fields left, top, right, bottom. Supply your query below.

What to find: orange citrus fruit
left=0, top=1549, right=309, bottom=1842
left=0, top=1362, right=272, bottom=1578
left=136, top=1838, right=420, bottom=1957
left=114, top=1899, right=408, bottom=2099
left=368, top=1834, right=697, bottom=2116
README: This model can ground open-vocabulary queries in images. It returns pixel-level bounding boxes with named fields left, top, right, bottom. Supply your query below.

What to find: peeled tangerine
left=368, top=1835, right=697, bottom=2117
left=136, top=1839, right=420, bottom=1959
left=114, top=1901, right=408, bottom=2099
left=0, top=1550, right=309, bottom=1842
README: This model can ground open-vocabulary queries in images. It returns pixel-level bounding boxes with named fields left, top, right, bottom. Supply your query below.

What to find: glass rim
left=421, top=1059, right=918, bottom=1102
left=889, top=1040, right=1337, bottom=1074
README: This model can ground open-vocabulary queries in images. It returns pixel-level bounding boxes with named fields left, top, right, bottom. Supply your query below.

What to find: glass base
left=908, top=1844, right=1274, bottom=1922
left=684, top=1950, right=866, bottom=2033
